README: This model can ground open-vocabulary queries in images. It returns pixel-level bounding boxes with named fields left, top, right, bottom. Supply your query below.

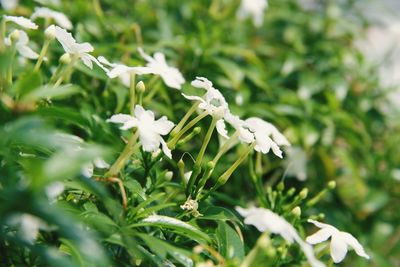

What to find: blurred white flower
left=236, top=206, right=325, bottom=267
left=31, top=7, right=73, bottom=30
left=245, top=117, right=290, bottom=158
left=1, top=0, right=18, bottom=10
left=7, top=214, right=43, bottom=244
left=138, top=48, right=185, bottom=89
left=4, top=30, right=39, bottom=59
left=54, top=26, right=101, bottom=69
left=183, top=77, right=230, bottom=138
left=98, top=56, right=156, bottom=86
left=107, top=105, right=175, bottom=158
left=306, top=219, right=370, bottom=263
left=3, top=15, right=38, bottom=29
left=237, top=0, right=268, bottom=27
left=45, top=181, right=64, bottom=201
left=81, top=158, right=110, bottom=178
left=284, top=146, right=307, bottom=181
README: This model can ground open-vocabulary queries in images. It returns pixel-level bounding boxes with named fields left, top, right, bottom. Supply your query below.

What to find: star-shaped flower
left=182, top=77, right=230, bottom=138
left=54, top=26, right=101, bottom=69
left=138, top=48, right=185, bottom=90
left=31, top=7, right=73, bottom=30
left=245, top=117, right=290, bottom=158
left=4, top=30, right=39, bottom=59
left=236, top=206, right=325, bottom=267
left=107, top=105, right=175, bottom=158
left=306, top=219, right=370, bottom=263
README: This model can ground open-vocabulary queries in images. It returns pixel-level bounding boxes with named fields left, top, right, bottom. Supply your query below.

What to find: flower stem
left=186, top=118, right=217, bottom=196
left=202, top=142, right=255, bottom=200
left=212, top=131, right=239, bottom=164
left=0, top=20, right=6, bottom=52
left=106, top=131, right=139, bottom=177
left=129, top=74, right=136, bottom=115
left=167, top=111, right=208, bottom=149
left=54, top=55, right=78, bottom=87
left=6, top=46, right=16, bottom=86
left=34, top=38, right=51, bottom=71
left=170, top=101, right=200, bottom=137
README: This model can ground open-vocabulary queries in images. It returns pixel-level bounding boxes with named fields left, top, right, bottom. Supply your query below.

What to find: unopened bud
left=45, top=25, right=56, bottom=39
left=328, top=180, right=336, bottom=189
left=193, top=126, right=201, bottom=134
left=165, top=171, right=173, bottom=181
left=60, top=53, right=71, bottom=64
left=277, top=182, right=285, bottom=191
left=299, top=188, right=308, bottom=199
left=206, top=161, right=215, bottom=170
left=136, top=81, right=145, bottom=93
left=291, top=206, right=301, bottom=217
left=178, top=159, right=185, bottom=169
left=287, top=187, right=296, bottom=196
left=10, top=30, right=20, bottom=43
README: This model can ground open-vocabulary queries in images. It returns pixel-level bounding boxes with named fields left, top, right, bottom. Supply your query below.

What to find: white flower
left=236, top=206, right=325, bottom=267
left=4, top=30, right=39, bottom=59
left=45, top=181, right=64, bottom=201
left=245, top=117, right=290, bottom=158
left=81, top=158, right=110, bottom=178
left=306, top=219, right=370, bottom=263
left=182, top=77, right=230, bottom=138
left=97, top=56, right=155, bottom=85
left=31, top=7, right=73, bottom=30
left=284, top=146, right=307, bottom=181
left=3, top=15, right=38, bottom=29
left=7, top=214, right=43, bottom=243
left=107, top=105, right=175, bottom=158
left=54, top=26, right=101, bottom=69
left=138, top=48, right=185, bottom=89
left=237, top=0, right=268, bottom=27
left=1, top=0, right=18, bottom=10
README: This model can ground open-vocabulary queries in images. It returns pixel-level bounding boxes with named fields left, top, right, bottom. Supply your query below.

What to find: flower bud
left=165, top=171, right=173, bottom=181
left=206, top=161, right=215, bottom=170
left=10, top=30, right=20, bottom=43
left=192, top=126, right=201, bottom=135
left=45, top=25, right=56, bottom=39
left=277, top=182, right=285, bottom=191
left=60, top=53, right=71, bottom=64
left=291, top=206, right=301, bottom=217
left=287, top=187, right=296, bottom=196
left=328, top=180, right=336, bottom=189
left=136, top=81, right=145, bottom=94
left=299, top=188, right=308, bottom=199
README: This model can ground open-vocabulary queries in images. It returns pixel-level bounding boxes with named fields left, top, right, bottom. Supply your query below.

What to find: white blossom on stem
left=225, top=112, right=254, bottom=143
left=236, top=206, right=325, bottom=267
left=138, top=48, right=185, bottom=89
left=245, top=117, right=290, bottom=158
left=4, top=30, right=39, bottom=59
left=3, top=15, right=38, bottom=29
left=31, top=7, right=73, bottom=30
left=237, top=0, right=268, bottom=27
left=54, top=25, right=101, bottom=69
left=182, top=77, right=230, bottom=138
left=306, top=219, right=370, bottom=263
left=107, top=105, right=175, bottom=158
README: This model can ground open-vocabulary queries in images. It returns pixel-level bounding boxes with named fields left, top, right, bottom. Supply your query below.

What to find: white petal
left=160, top=138, right=172, bottom=159
left=341, top=232, right=370, bottom=260
left=81, top=163, right=94, bottom=178
left=93, top=158, right=110, bottom=169
left=307, top=219, right=337, bottom=230
left=181, top=93, right=204, bottom=102
left=330, top=234, right=348, bottom=263
left=191, top=77, right=213, bottom=91
left=107, top=114, right=134, bottom=124
left=138, top=47, right=155, bottom=63
left=17, top=45, right=39, bottom=59
left=4, top=16, right=38, bottom=29
left=80, top=54, right=93, bottom=69
left=120, top=120, right=138, bottom=130
left=306, top=228, right=333, bottom=244
left=31, top=7, right=73, bottom=30
left=216, top=119, right=229, bottom=139
left=155, top=116, right=174, bottom=135
left=1, top=0, right=18, bottom=10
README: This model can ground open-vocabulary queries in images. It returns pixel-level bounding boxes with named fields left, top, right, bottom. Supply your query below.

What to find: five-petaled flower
left=183, top=77, right=230, bottom=138
left=54, top=26, right=101, bottom=69
left=138, top=48, right=185, bottom=90
left=236, top=206, right=325, bottom=267
left=245, top=117, right=290, bottom=158
left=4, top=29, right=39, bottom=59
left=107, top=105, right=175, bottom=158
left=306, top=219, right=370, bottom=263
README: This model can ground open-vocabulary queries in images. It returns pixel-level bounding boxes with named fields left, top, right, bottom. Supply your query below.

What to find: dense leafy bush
left=0, top=0, right=399, bottom=266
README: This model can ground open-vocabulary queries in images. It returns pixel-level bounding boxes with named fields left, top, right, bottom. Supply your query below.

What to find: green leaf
left=216, top=222, right=244, bottom=262
left=12, top=71, right=42, bottom=98
left=20, top=84, right=80, bottom=102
